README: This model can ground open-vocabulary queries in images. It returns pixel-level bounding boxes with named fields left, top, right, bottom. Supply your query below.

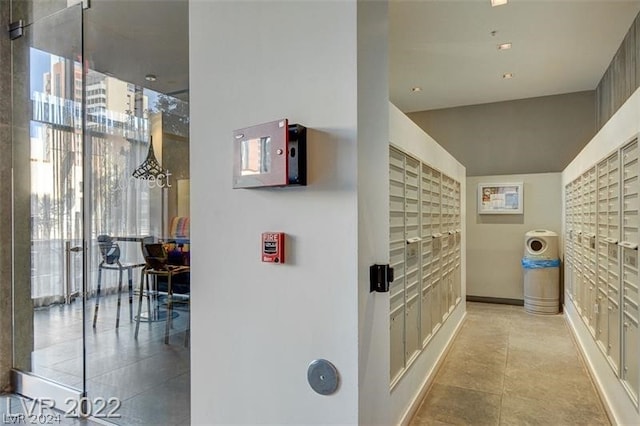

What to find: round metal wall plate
left=307, top=359, right=339, bottom=395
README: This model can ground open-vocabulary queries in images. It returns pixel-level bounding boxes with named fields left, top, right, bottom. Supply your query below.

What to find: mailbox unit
left=565, top=136, right=639, bottom=406
left=389, top=146, right=462, bottom=387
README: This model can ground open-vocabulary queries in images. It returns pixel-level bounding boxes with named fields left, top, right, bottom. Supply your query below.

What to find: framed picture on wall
left=478, top=182, right=524, bottom=214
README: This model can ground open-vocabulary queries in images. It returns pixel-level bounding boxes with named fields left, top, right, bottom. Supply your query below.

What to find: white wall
left=190, top=3, right=468, bottom=423
left=388, top=104, right=467, bottom=424
left=466, top=173, right=563, bottom=300
left=357, top=2, right=392, bottom=424
left=190, top=1, right=389, bottom=424
left=562, top=87, right=640, bottom=426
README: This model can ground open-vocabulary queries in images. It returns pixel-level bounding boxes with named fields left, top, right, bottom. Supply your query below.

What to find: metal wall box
left=370, top=264, right=393, bottom=293
left=233, top=118, right=307, bottom=188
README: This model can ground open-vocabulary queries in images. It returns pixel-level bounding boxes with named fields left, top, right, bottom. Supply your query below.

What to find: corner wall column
left=0, top=0, right=13, bottom=392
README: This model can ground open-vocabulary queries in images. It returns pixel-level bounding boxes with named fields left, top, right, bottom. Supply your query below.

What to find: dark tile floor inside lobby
left=3, top=292, right=190, bottom=425
left=410, top=302, right=610, bottom=425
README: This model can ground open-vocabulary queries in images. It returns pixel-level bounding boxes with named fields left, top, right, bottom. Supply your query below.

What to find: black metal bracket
left=8, top=20, right=24, bottom=40
left=370, top=264, right=393, bottom=293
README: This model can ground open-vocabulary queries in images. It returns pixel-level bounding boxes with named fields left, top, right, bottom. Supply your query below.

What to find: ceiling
left=83, top=0, right=189, bottom=101
left=80, top=0, right=640, bottom=113
left=389, top=0, right=640, bottom=113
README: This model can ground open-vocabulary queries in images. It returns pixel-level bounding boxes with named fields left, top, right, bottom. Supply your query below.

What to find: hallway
left=410, top=302, right=610, bottom=425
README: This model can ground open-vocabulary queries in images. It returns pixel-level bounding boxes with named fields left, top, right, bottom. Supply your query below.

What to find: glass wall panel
left=11, top=2, right=190, bottom=423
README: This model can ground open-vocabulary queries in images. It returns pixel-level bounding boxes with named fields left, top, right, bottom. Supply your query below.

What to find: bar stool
left=135, top=243, right=190, bottom=345
left=92, top=235, right=149, bottom=329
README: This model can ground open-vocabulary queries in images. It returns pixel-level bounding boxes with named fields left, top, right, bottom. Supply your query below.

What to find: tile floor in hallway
left=410, top=302, right=610, bottom=426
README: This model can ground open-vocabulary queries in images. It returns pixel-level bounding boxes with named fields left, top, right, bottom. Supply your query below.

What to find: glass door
left=12, top=3, right=191, bottom=423
left=81, top=2, right=191, bottom=422
left=11, top=2, right=86, bottom=409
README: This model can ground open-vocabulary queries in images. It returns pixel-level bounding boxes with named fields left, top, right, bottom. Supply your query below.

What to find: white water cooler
left=522, top=230, right=560, bottom=314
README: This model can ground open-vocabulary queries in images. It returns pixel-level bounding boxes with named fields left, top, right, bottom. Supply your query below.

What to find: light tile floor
left=410, top=302, right=610, bottom=426
left=7, top=300, right=610, bottom=425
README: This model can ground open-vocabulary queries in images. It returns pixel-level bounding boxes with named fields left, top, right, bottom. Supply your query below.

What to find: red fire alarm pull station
left=262, top=232, right=285, bottom=264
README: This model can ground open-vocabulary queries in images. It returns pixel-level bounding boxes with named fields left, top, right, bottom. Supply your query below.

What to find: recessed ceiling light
left=497, top=42, right=512, bottom=50
left=145, top=74, right=157, bottom=82
left=491, top=0, right=508, bottom=6
left=503, top=72, right=514, bottom=79
left=411, top=87, right=422, bottom=92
